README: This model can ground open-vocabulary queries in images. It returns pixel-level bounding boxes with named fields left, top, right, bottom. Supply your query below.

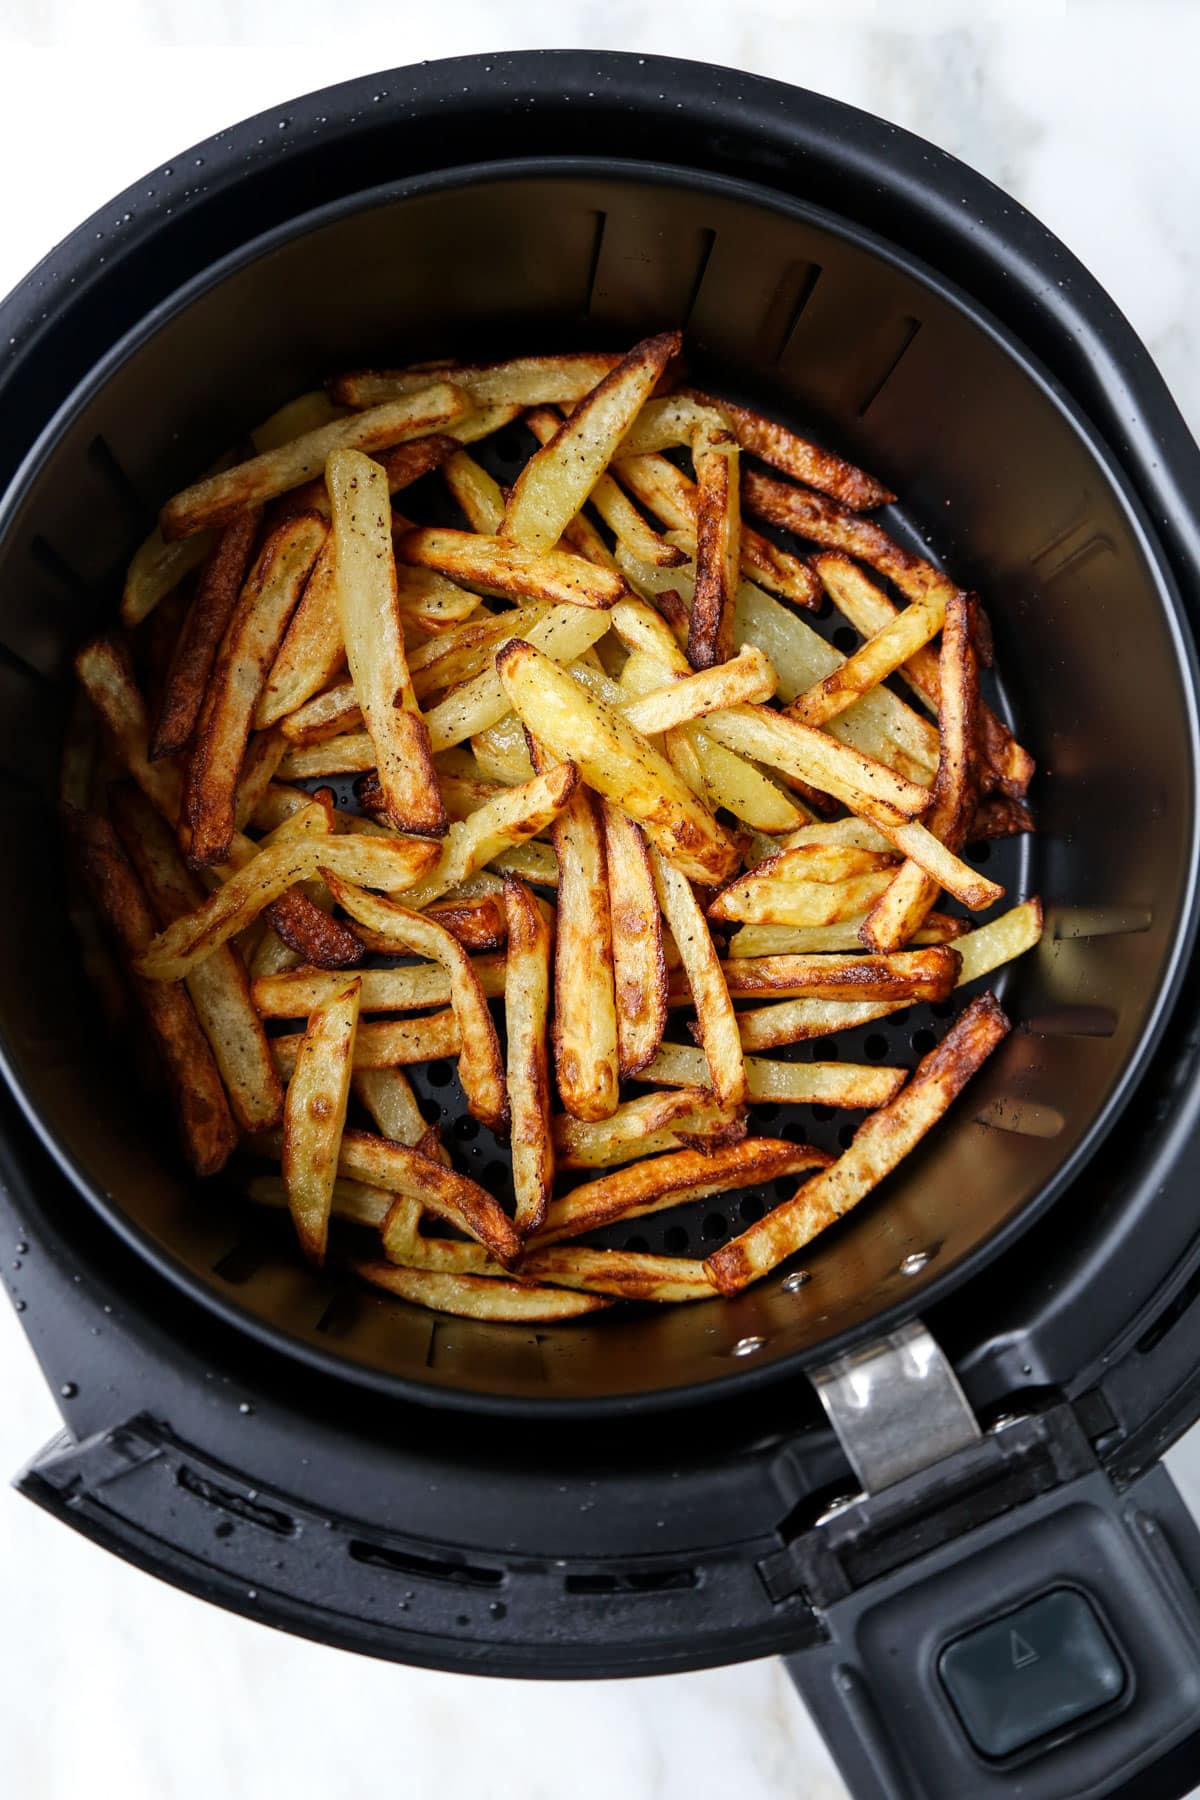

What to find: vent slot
left=973, top=1097, right=1065, bottom=1139
left=211, top=1236, right=270, bottom=1286
left=87, top=433, right=148, bottom=517
left=764, top=262, right=822, bottom=364
left=177, top=1466, right=295, bottom=1536
left=349, top=1540, right=503, bottom=1588
left=29, top=534, right=89, bottom=597
left=565, top=1566, right=698, bottom=1595
left=582, top=210, right=607, bottom=314
left=682, top=228, right=717, bottom=326
left=858, top=317, right=922, bottom=418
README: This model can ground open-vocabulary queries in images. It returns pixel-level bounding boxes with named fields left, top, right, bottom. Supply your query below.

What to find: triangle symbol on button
left=1010, top=1630, right=1039, bottom=1669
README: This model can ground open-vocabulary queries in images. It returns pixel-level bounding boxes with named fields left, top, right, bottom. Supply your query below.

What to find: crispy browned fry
left=726, top=914, right=966, bottom=956
left=410, top=608, right=545, bottom=704
left=528, top=1138, right=830, bottom=1248
left=160, top=385, right=471, bottom=540
left=650, top=848, right=746, bottom=1112
left=689, top=425, right=741, bottom=669
left=333, top=353, right=625, bottom=411
left=423, top=605, right=611, bottom=752
left=502, top=875, right=556, bottom=1234
left=970, top=793, right=1035, bottom=840
left=278, top=680, right=360, bottom=746
left=633, top=1043, right=907, bottom=1109
left=682, top=389, right=894, bottom=510
left=75, top=635, right=182, bottom=821
left=616, top=452, right=822, bottom=608
left=425, top=891, right=509, bottom=950
left=326, top=448, right=446, bottom=837
left=789, top=588, right=946, bottom=728
left=706, top=993, right=1010, bottom=1292
left=710, top=844, right=898, bottom=926
left=252, top=953, right=506, bottom=1017
left=524, top=1246, right=714, bottom=1302
left=497, top=639, right=739, bottom=886
left=265, top=889, right=364, bottom=969
left=503, top=333, right=681, bottom=550
left=151, top=509, right=263, bottom=760
left=183, top=514, right=326, bottom=864
left=322, top=875, right=507, bottom=1131
left=862, top=591, right=982, bottom=951
left=137, top=831, right=439, bottom=980
left=710, top=866, right=898, bottom=928
left=67, top=809, right=238, bottom=1174
left=60, top=687, right=98, bottom=812
left=718, top=945, right=960, bottom=1001
left=273, top=1011, right=459, bottom=1077
left=523, top=743, right=617, bottom=1122
left=282, top=977, right=361, bottom=1265
left=554, top=1087, right=744, bottom=1169
left=340, top=1130, right=521, bottom=1265
left=111, top=784, right=283, bottom=1131
left=355, top=1261, right=610, bottom=1320
left=735, top=994, right=910, bottom=1050
left=121, top=524, right=215, bottom=628
left=601, top=804, right=667, bottom=1078
left=398, top=528, right=627, bottom=609
left=621, top=645, right=777, bottom=734
left=278, top=435, right=459, bottom=517
left=255, top=537, right=343, bottom=727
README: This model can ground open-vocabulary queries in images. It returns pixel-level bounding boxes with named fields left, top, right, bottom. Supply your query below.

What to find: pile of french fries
left=62, top=333, right=1044, bottom=1323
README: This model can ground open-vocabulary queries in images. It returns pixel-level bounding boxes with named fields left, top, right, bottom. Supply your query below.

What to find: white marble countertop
left=2, top=7, right=1198, bottom=1798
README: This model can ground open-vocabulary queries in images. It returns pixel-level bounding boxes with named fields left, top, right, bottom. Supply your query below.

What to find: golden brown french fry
left=252, top=389, right=344, bottom=452
left=280, top=435, right=459, bottom=518
left=322, top=875, right=507, bottom=1131
left=75, top=635, right=182, bottom=822
left=111, top=783, right=283, bottom=1132
left=136, top=832, right=440, bottom=980
left=650, top=847, right=746, bottom=1112
left=160, top=385, right=471, bottom=540
left=273, top=1012, right=460, bottom=1076
left=354, top=1261, right=610, bottom=1320
left=151, top=509, right=263, bottom=760
left=620, top=644, right=776, bottom=734
left=340, top=1130, right=521, bottom=1265
left=502, top=332, right=681, bottom=550
left=282, top=977, right=361, bottom=1265
left=689, top=424, right=741, bottom=669
left=518, top=1245, right=714, bottom=1303
left=735, top=994, right=911, bottom=1052
left=327, top=448, right=446, bottom=837
left=333, top=353, right=624, bottom=411
left=528, top=1138, right=830, bottom=1248
left=706, top=994, right=1010, bottom=1293
left=553, top=1087, right=744, bottom=1168
left=425, top=890, right=509, bottom=950
left=503, top=875, right=556, bottom=1234
left=954, top=898, right=1043, bottom=987
left=121, top=523, right=215, bottom=628
left=410, top=608, right=545, bottom=704
left=183, top=514, right=326, bottom=864
left=233, top=731, right=288, bottom=830
left=252, top=953, right=506, bottom=1017
left=67, top=809, right=238, bottom=1174
left=719, top=945, right=960, bottom=1001
left=601, top=804, right=667, bottom=1078
left=422, top=603, right=612, bottom=752
left=710, top=867, right=898, bottom=929
left=442, top=448, right=507, bottom=534
left=523, top=404, right=688, bottom=568
left=689, top=729, right=806, bottom=833
left=398, top=527, right=626, bottom=609
left=278, top=680, right=360, bottom=746
left=255, top=537, right=343, bottom=727
left=681, top=389, right=894, bottom=510
left=789, top=589, right=946, bottom=728
left=246, top=1172, right=392, bottom=1228
left=276, top=733, right=376, bottom=777
left=633, top=1043, right=908, bottom=1109
left=497, top=639, right=739, bottom=886
left=398, top=761, right=579, bottom=909
left=726, top=914, right=966, bottom=956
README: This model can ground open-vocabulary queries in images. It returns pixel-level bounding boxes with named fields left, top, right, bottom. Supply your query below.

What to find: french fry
left=252, top=389, right=344, bottom=452
left=615, top=394, right=730, bottom=458
left=395, top=564, right=481, bottom=635
left=399, top=762, right=579, bottom=909
left=273, top=1012, right=460, bottom=1077
left=151, top=509, right=263, bottom=759
left=470, top=713, right=537, bottom=784
left=351, top=1066, right=440, bottom=1156
left=278, top=680, right=360, bottom=746
left=689, top=424, right=741, bottom=668
left=789, top=588, right=947, bottom=728
left=954, top=898, right=1044, bottom=987
left=321, top=876, right=507, bottom=1131
left=425, top=891, right=509, bottom=951
left=688, top=729, right=806, bottom=832
left=111, top=784, right=283, bottom=1132
left=354, top=1261, right=611, bottom=1320
left=252, top=953, right=506, bottom=1017
left=523, top=403, right=688, bottom=571
left=621, top=644, right=777, bottom=734
left=255, top=537, right=343, bottom=727
left=726, top=914, right=966, bottom=956
left=276, top=733, right=376, bottom=778
left=706, top=993, right=1010, bottom=1292
left=554, top=1087, right=745, bottom=1168
left=710, top=867, right=898, bottom=928
left=282, top=977, right=361, bottom=1265
left=634, top=1043, right=907, bottom=1109
left=410, top=608, right=545, bottom=704
left=519, top=1245, right=714, bottom=1303
left=422, top=603, right=612, bottom=752
left=339, top=1130, right=521, bottom=1265
left=443, top=448, right=507, bottom=533
left=136, top=832, right=440, bottom=980
left=503, top=875, right=556, bottom=1234
left=502, top=332, right=680, bottom=550
left=333, top=353, right=624, bottom=411
left=160, top=384, right=471, bottom=539
left=651, top=847, right=746, bottom=1111
left=75, top=635, right=182, bottom=822
left=398, top=527, right=627, bottom=609
left=681, top=389, right=894, bottom=510
left=121, top=523, right=214, bottom=628
left=250, top=928, right=303, bottom=978
left=602, top=804, right=668, bottom=1078
left=183, top=514, right=326, bottom=864
left=497, top=639, right=739, bottom=885
left=735, top=994, right=912, bottom=1052
left=67, top=810, right=238, bottom=1174
left=233, top=731, right=288, bottom=830
left=327, top=448, right=446, bottom=836
left=247, top=1172, right=392, bottom=1228
left=528, top=1138, right=830, bottom=1248
left=719, top=946, right=961, bottom=1002
left=280, top=435, right=459, bottom=518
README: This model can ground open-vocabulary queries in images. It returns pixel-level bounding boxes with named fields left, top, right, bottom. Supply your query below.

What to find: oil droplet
left=13, top=1299, right=26, bottom=1313
left=238, top=1401, right=254, bottom=1415
left=247, top=1589, right=258, bottom=1601
left=15, top=1241, right=27, bottom=1255
left=60, top=1382, right=78, bottom=1399
left=489, top=1600, right=507, bottom=1619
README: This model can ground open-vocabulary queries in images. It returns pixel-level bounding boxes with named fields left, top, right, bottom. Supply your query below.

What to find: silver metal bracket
left=810, top=1318, right=981, bottom=1499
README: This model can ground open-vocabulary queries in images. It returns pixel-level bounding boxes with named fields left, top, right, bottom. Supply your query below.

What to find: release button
left=938, top=1589, right=1126, bottom=1759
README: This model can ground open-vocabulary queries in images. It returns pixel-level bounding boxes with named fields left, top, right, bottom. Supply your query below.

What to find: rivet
left=900, top=1250, right=934, bottom=1276
left=782, top=1270, right=811, bottom=1292
left=730, top=1334, right=766, bottom=1357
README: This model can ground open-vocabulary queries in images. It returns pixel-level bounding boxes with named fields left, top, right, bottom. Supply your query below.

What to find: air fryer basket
left=0, top=159, right=1194, bottom=1409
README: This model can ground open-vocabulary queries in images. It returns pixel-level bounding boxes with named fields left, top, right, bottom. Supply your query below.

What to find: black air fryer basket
left=4, top=51, right=1200, bottom=1800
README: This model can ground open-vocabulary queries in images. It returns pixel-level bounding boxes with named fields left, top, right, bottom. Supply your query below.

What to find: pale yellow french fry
left=503, top=875, right=556, bottom=1235
left=602, top=804, right=668, bottom=1078
left=554, top=1087, right=743, bottom=1168
left=954, top=898, right=1044, bottom=986
left=634, top=1043, right=907, bottom=1109
left=422, top=602, right=612, bottom=752
left=333, top=353, right=623, bottom=411
left=354, top=1261, right=611, bottom=1321
left=651, top=846, right=746, bottom=1111
left=252, top=954, right=507, bottom=1017
left=443, top=449, right=506, bottom=533
left=399, top=762, right=579, bottom=908
left=282, top=977, right=361, bottom=1265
